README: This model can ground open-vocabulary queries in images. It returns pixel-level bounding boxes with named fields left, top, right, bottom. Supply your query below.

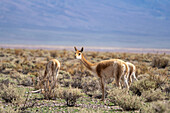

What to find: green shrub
left=0, top=84, right=25, bottom=106
left=142, top=89, right=165, bottom=102
left=108, top=88, right=143, bottom=111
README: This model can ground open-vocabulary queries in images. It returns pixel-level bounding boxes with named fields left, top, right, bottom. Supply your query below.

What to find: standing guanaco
left=74, top=47, right=129, bottom=101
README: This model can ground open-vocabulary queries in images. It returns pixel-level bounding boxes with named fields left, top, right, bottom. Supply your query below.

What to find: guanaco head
left=74, top=47, right=83, bottom=59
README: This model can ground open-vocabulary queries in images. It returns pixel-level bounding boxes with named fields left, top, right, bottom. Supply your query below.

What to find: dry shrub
left=71, top=75, right=83, bottom=88
left=136, top=63, right=149, bottom=75
left=50, top=51, right=58, bottom=58
left=151, top=101, right=170, bottom=113
left=57, top=70, right=72, bottom=87
left=14, top=49, right=23, bottom=56
left=2, top=62, right=16, bottom=69
left=53, top=86, right=83, bottom=106
left=108, top=88, right=143, bottom=111
left=142, top=89, right=165, bottom=102
left=152, top=57, right=169, bottom=68
left=21, top=59, right=35, bottom=74
left=0, top=105, right=19, bottom=113
left=11, top=74, right=33, bottom=86
left=61, top=87, right=83, bottom=106
left=130, top=78, right=157, bottom=96
left=81, top=76, right=100, bottom=95
left=148, top=74, right=168, bottom=88
left=37, top=50, right=44, bottom=57
left=0, top=84, right=25, bottom=106
left=108, top=88, right=124, bottom=104
left=141, top=101, right=170, bottom=113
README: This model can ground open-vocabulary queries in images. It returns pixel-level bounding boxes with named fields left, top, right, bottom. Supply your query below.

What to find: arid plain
left=0, top=46, right=169, bottom=112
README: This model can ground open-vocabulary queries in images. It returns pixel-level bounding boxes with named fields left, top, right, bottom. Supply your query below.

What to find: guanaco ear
left=74, top=47, right=77, bottom=51
left=80, top=47, right=84, bottom=52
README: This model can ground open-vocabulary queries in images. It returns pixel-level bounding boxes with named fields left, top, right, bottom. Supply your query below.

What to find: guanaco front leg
left=100, top=77, right=105, bottom=101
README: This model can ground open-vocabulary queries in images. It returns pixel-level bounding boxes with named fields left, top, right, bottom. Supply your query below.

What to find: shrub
left=62, top=87, right=83, bottom=106
left=71, top=76, right=83, bottom=88
left=0, top=105, right=19, bottom=113
left=108, top=88, right=143, bottom=111
left=11, top=74, right=33, bottom=86
left=141, top=101, right=170, bottom=113
left=152, top=57, right=169, bottom=68
left=81, top=76, right=100, bottom=95
left=0, top=84, right=25, bottom=106
left=142, top=89, right=165, bottom=102
left=54, top=86, right=83, bottom=106
left=130, top=78, right=157, bottom=96
left=151, top=101, right=170, bottom=113
left=108, top=88, right=124, bottom=105
left=50, top=51, right=58, bottom=58
left=2, top=62, right=16, bottom=69
left=117, top=94, right=142, bottom=111
left=136, top=63, right=149, bottom=75
left=14, top=49, right=23, bottom=56
left=149, top=74, right=168, bottom=89
left=0, top=76, right=18, bottom=87
left=57, top=70, right=71, bottom=87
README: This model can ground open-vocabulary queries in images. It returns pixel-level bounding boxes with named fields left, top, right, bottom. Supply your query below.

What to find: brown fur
left=81, top=55, right=94, bottom=70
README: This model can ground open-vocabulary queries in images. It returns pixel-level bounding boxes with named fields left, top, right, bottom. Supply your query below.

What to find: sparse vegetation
left=0, top=48, right=169, bottom=112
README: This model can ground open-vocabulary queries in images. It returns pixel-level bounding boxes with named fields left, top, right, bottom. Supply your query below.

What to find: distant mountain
left=0, top=0, right=170, bottom=48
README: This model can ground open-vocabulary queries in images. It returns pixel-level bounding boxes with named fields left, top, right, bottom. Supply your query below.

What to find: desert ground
left=0, top=47, right=169, bottom=113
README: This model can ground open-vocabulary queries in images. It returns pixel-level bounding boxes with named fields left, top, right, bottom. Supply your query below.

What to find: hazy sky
left=0, top=0, right=170, bottom=48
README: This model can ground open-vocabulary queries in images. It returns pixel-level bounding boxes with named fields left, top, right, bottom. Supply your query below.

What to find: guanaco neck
left=81, top=54, right=95, bottom=71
